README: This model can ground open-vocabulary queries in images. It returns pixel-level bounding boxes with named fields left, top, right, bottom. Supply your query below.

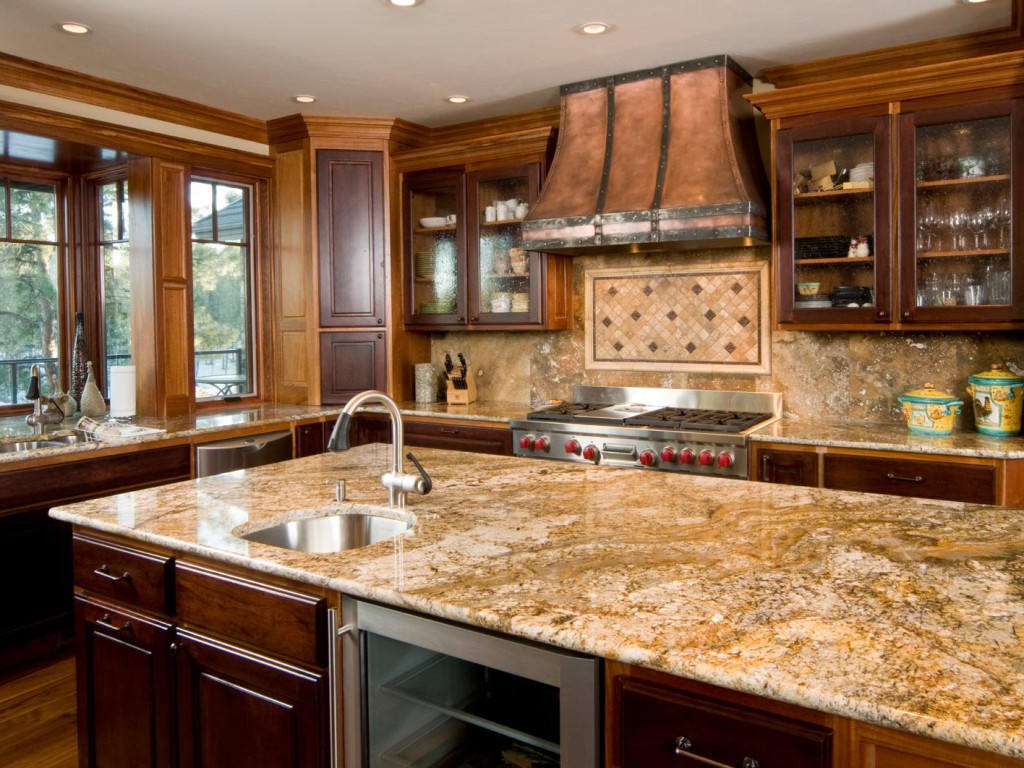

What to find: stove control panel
left=511, top=426, right=749, bottom=478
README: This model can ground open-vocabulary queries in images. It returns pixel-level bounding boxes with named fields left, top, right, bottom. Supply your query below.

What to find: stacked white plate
left=850, top=162, right=874, bottom=183
left=418, top=216, right=448, bottom=228
left=414, top=252, right=435, bottom=278
left=511, top=292, right=530, bottom=312
left=420, top=300, right=455, bottom=314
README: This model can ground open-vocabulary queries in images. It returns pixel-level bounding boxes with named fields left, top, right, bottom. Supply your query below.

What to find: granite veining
left=51, top=445, right=1024, bottom=760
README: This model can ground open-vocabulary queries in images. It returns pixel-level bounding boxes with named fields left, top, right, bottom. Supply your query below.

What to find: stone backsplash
left=428, top=247, right=1024, bottom=428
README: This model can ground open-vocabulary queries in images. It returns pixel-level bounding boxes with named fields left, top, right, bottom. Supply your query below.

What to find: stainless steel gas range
left=511, top=386, right=782, bottom=479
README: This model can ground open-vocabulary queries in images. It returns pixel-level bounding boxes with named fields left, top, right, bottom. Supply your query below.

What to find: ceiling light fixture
left=294, top=95, right=317, bottom=104
left=446, top=95, right=470, bottom=104
left=576, top=21, right=612, bottom=35
left=387, top=0, right=423, bottom=6
left=961, top=0, right=990, bottom=3
left=60, top=22, right=92, bottom=34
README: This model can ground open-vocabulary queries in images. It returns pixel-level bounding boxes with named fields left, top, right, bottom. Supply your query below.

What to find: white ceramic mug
left=496, top=203, right=510, bottom=221
left=484, top=205, right=497, bottom=222
left=514, top=203, right=528, bottom=219
left=445, top=214, right=457, bottom=225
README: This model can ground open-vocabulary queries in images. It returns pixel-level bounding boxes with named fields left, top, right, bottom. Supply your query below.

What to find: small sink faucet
left=25, top=364, right=64, bottom=434
left=327, top=390, right=431, bottom=508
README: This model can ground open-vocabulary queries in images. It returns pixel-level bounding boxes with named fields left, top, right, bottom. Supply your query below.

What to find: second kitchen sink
left=239, top=511, right=410, bottom=554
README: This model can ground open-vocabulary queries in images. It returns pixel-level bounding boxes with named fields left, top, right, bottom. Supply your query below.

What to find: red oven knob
left=519, top=435, right=535, bottom=450
left=698, top=450, right=714, bottom=466
left=678, top=448, right=695, bottom=465
left=717, top=452, right=734, bottom=468
left=639, top=449, right=657, bottom=467
left=534, top=436, right=550, bottom=452
left=581, top=445, right=599, bottom=462
left=564, top=439, right=581, bottom=455
left=660, top=447, right=677, bottom=463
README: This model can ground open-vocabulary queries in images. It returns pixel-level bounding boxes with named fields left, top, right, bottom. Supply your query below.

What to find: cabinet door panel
left=176, top=628, right=326, bottom=768
left=618, top=678, right=831, bottom=768
left=823, top=454, right=996, bottom=504
left=757, top=448, right=819, bottom=487
left=319, top=331, right=386, bottom=404
left=296, top=421, right=326, bottom=457
left=75, top=595, right=175, bottom=768
left=317, top=150, right=385, bottom=327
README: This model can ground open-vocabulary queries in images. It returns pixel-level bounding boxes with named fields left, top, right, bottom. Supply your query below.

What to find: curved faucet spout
left=327, top=390, right=430, bottom=508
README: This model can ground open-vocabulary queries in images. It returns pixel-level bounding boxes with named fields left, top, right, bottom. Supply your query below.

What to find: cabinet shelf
left=796, top=256, right=874, bottom=266
left=381, top=654, right=561, bottom=757
left=415, top=225, right=457, bottom=234
left=482, top=273, right=529, bottom=279
left=917, top=248, right=1010, bottom=260
left=480, top=218, right=525, bottom=227
left=917, top=174, right=1010, bottom=189
left=794, top=188, right=874, bottom=202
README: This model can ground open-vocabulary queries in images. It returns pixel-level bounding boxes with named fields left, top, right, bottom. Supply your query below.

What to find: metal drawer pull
left=93, top=564, right=131, bottom=582
left=886, top=472, right=924, bottom=483
left=97, top=614, right=132, bottom=633
left=674, top=736, right=759, bottom=768
left=439, top=428, right=461, bottom=435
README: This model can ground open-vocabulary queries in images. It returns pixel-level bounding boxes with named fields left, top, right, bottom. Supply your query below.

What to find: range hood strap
left=651, top=67, right=672, bottom=211
left=596, top=79, right=615, bottom=216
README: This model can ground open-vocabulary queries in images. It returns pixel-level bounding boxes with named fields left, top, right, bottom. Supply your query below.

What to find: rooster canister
left=967, top=364, right=1024, bottom=436
left=897, top=384, right=963, bottom=435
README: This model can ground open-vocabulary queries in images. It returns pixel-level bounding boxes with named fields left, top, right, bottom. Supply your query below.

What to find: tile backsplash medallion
left=430, top=247, right=1024, bottom=428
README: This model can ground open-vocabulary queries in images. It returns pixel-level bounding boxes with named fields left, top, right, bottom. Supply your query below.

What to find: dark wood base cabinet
left=72, top=531, right=336, bottom=768
left=351, top=413, right=513, bottom=455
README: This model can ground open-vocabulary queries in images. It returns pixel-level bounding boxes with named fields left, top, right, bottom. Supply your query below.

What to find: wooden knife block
left=446, top=368, right=477, bottom=404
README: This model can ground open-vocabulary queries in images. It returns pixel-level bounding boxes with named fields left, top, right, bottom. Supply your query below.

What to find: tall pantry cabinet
left=268, top=116, right=429, bottom=404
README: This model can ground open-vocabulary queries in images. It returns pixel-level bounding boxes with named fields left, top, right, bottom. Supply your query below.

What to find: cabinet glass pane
left=475, top=174, right=531, bottom=317
left=410, top=183, right=459, bottom=316
left=913, top=115, right=1011, bottom=309
left=792, top=133, right=877, bottom=310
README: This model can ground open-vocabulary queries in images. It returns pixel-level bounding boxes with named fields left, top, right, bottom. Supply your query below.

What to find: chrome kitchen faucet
left=327, top=390, right=431, bottom=508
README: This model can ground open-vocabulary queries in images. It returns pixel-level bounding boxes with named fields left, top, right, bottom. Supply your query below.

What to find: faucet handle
left=406, top=452, right=432, bottom=495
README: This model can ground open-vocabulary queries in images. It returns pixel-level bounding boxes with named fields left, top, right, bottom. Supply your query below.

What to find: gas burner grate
left=526, top=402, right=614, bottom=423
left=624, top=408, right=773, bottom=433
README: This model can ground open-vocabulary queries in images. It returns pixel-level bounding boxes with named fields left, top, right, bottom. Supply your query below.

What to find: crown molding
left=0, top=51, right=268, bottom=145
left=759, top=0, right=1024, bottom=88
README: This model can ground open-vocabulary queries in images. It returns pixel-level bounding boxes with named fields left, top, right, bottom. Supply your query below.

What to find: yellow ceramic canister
left=897, top=384, right=963, bottom=435
left=966, top=363, right=1024, bottom=436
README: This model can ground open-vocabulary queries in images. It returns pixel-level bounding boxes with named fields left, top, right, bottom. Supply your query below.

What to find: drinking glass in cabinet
left=790, top=131, right=878, bottom=310
left=912, top=115, right=1012, bottom=310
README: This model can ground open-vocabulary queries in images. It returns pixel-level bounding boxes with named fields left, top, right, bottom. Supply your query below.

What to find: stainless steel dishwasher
left=194, top=429, right=293, bottom=477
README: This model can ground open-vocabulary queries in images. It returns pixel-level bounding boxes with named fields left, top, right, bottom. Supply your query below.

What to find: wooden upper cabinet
left=897, top=98, right=1022, bottom=326
left=751, top=53, right=1024, bottom=332
left=775, top=113, right=892, bottom=327
left=316, top=150, right=386, bottom=328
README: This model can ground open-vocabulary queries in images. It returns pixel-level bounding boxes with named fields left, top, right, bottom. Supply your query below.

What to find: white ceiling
left=0, top=0, right=1013, bottom=129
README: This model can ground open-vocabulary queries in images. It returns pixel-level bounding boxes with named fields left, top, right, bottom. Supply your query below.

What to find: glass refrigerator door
left=911, top=114, right=1012, bottom=314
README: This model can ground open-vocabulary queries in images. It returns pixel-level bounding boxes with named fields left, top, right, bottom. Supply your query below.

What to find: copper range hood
left=522, top=55, right=769, bottom=255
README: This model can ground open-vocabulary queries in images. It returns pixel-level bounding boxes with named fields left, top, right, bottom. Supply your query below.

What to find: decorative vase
left=69, top=312, right=88, bottom=410
left=80, top=361, right=107, bottom=418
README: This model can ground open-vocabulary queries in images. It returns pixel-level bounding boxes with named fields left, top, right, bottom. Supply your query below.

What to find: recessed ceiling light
left=446, top=95, right=470, bottom=104
left=294, top=95, right=317, bottom=104
left=961, top=0, right=990, bottom=3
left=576, top=21, right=612, bottom=35
left=60, top=22, right=92, bottom=34
left=387, top=0, right=423, bottom=6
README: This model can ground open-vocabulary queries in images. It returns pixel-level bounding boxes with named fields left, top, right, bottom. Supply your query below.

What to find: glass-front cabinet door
left=899, top=100, right=1020, bottom=323
left=466, top=163, right=542, bottom=326
left=404, top=172, right=466, bottom=326
left=776, top=114, right=891, bottom=325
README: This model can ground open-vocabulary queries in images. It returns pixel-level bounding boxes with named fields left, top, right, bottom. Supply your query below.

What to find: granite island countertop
left=51, top=444, right=1024, bottom=760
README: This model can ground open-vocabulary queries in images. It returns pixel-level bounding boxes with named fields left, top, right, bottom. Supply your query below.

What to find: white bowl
left=418, top=217, right=448, bottom=228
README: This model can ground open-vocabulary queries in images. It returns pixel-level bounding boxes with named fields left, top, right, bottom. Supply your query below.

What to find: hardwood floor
left=0, top=653, right=77, bottom=767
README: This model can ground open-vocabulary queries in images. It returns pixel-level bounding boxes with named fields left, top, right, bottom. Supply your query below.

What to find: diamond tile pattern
left=586, top=264, right=767, bottom=372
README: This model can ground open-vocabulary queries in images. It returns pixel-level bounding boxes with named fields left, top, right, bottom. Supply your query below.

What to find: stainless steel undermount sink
left=0, top=435, right=79, bottom=453
left=239, top=512, right=410, bottom=554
